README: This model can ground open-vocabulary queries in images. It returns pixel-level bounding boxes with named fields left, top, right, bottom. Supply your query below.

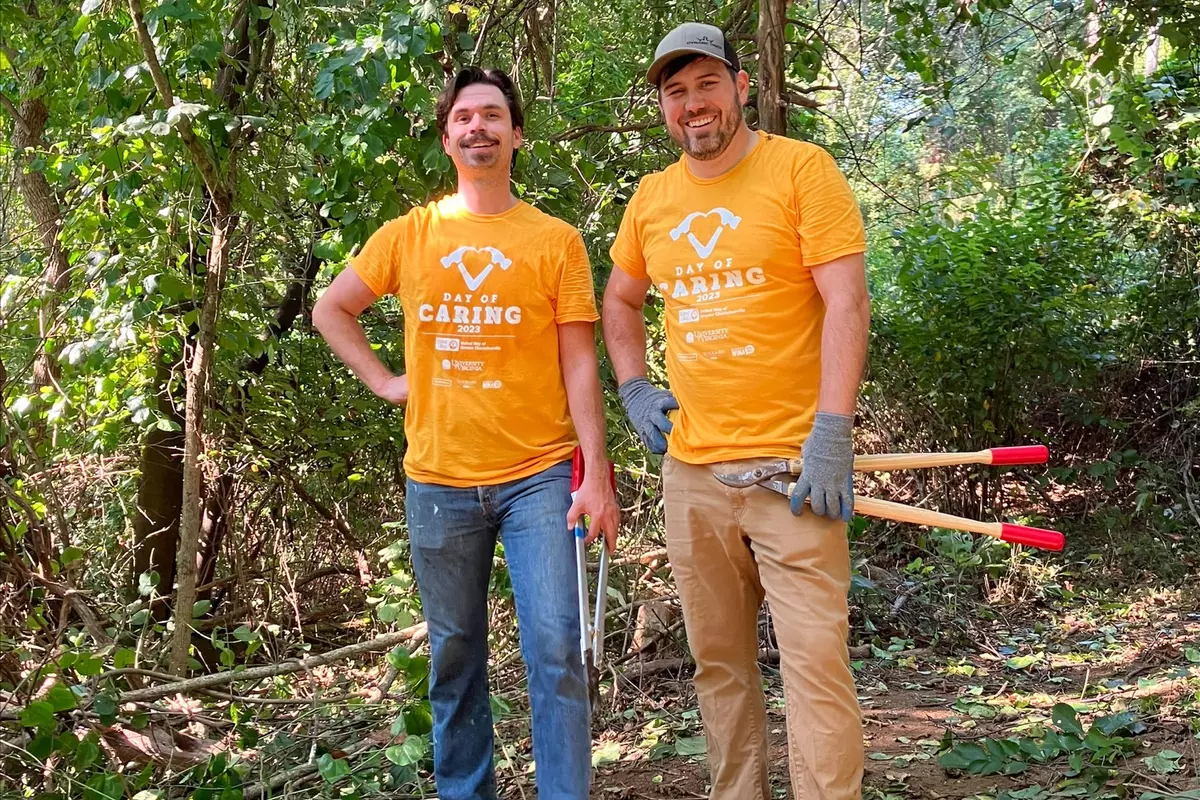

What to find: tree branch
left=127, top=0, right=174, bottom=107
left=722, top=0, right=756, bottom=37
left=0, top=91, right=29, bottom=133
left=0, top=45, right=21, bottom=81
left=787, top=17, right=867, bottom=79
left=281, top=470, right=363, bottom=551
left=242, top=735, right=377, bottom=800
left=782, top=87, right=825, bottom=109
left=31, top=574, right=113, bottom=645
left=127, top=0, right=226, bottom=200
left=789, top=82, right=841, bottom=94
left=550, top=119, right=659, bottom=142
left=115, top=625, right=426, bottom=704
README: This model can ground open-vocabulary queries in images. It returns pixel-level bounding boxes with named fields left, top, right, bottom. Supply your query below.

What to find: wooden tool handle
left=778, top=482, right=1065, bottom=551
left=853, top=445, right=1049, bottom=472
left=852, top=495, right=1063, bottom=551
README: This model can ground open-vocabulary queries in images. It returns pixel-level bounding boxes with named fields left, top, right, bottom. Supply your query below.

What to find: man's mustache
left=460, top=135, right=500, bottom=148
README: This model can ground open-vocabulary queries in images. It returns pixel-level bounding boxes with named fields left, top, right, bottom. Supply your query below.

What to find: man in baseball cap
left=603, top=21, right=869, bottom=800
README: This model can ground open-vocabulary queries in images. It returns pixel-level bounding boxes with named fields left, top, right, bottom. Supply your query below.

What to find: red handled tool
left=713, top=445, right=1063, bottom=551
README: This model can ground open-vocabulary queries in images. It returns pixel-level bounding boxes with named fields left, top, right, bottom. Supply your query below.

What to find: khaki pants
left=663, top=455, right=863, bottom=800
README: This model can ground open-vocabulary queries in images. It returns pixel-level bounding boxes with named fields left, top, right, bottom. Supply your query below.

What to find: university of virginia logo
left=440, top=245, right=512, bottom=291
left=669, top=208, right=741, bottom=258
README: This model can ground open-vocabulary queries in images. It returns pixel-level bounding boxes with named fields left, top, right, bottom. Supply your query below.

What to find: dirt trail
left=507, top=590, right=1200, bottom=799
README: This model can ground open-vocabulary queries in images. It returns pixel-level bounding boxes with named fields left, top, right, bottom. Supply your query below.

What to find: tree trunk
left=169, top=207, right=237, bottom=675
left=523, top=2, right=554, bottom=98
left=10, top=76, right=70, bottom=399
left=243, top=222, right=327, bottom=376
left=132, top=338, right=189, bottom=606
left=128, top=0, right=271, bottom=673
left=197, top=472, right=234, bottom=595
left=756, top=0, right=787, bottom=134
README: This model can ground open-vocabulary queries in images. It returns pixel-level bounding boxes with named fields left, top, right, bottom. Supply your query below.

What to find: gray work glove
left=617, top=377, right=678, bottom=455
left=790, top=412, right=855, bottom=522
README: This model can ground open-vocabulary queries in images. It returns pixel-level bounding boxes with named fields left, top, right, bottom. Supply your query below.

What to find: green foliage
left=938, top=703, right=1143, bottom=782
left=1089, top=59, right=1199, bottom=363
left=871, top=180, right=1116, bottom=451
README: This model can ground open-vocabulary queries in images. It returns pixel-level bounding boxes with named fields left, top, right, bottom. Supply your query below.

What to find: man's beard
left=670, top=103, right=742, bottom=161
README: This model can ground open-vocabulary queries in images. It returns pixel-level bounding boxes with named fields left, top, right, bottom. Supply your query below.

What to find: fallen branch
left=101, top=667, right=378, bottom=707
left=95, top=722, right=223, bottom=770
left=243, top=735, right=377, bottom=800
left=240, top=685, right=400, bottom=800
left=24, top=570, right=112, bottom=645
left=606, top=592, right=678, bottom=620
left=618, top=647, right=782, bottom=680
left=115, top=625, right=425, bottom=704
left=608, top=547, right=668, bottom=569
left=619, top=644, right=932, bottom=680
left=620, top=656, right=691, bottom=679
left=194, top=688, right=365, bottom=706
left=614, top=618, right=686, bottom=665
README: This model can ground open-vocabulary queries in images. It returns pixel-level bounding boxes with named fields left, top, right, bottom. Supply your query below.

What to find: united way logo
left=669, top=207, right=741, bottom=258
left=440, top=246, right=512, bottom=291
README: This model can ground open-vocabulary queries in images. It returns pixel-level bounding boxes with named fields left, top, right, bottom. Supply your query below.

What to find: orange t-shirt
left=352, top=195, right=599, bottom=486
left=610, top=131, right=866, bottom=464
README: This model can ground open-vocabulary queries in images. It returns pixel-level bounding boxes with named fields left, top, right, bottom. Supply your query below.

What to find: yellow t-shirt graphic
left=610, top=131, right=866, bottom=464
left=353, top=195, right=599, bottom=486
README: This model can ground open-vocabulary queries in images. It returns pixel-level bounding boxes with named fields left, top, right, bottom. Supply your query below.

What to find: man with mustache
left=602, top=23, right=870, bottom=800
left=314, top=66, right=618, bottom=799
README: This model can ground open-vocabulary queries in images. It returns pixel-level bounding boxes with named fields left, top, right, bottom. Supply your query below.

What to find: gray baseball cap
left=646, top=22, right=740, bottom=86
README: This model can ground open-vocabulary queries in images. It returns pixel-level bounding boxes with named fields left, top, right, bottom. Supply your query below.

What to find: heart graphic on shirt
left=669, top=208, right=742, bottom=258
left=440, top=245, right=513, bottom=291
left=461, top=249, right=494, bottom=282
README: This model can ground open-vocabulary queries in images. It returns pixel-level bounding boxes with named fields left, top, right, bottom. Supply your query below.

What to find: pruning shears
left=712, top=445, right=1065, bottom=551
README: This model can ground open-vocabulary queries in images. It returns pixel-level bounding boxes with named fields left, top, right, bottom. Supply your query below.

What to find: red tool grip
left=989, top=445, right=1049, bottom=466
left=570, top=446, right=617, bottom=493
left=999, top=523, right=1064, bottom=551
left=571, top=447, right=585, bottom=492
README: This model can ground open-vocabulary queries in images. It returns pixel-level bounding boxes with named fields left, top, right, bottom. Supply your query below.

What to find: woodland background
left=0, top=0, right=1197, bottom=798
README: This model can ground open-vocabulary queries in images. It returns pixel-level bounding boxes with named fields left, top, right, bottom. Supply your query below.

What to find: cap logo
left=686, top=35, right=720, bottom=47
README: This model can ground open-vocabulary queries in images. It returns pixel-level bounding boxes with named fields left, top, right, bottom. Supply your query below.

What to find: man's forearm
left=817, top=297, right=870, bottom=416
left=566, top=368, right=609, bottom=472
left=313, top=306, right=395, bottom=395
left=601, top=297, right=650, bottom=385
left=560, top=325, right=609, bottom=470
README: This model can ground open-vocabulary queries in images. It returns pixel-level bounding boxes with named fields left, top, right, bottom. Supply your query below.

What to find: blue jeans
left=405, top=460, right=591, bottom=800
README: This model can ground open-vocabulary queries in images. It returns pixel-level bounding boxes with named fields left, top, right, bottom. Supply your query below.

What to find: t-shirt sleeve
left=350, top=218, right=404, bottom=296
left=608, top=183, right=648, bottom=280
left=554, top=229, right=600, bottom=324
left=794, top=147, right=867, bottom=268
